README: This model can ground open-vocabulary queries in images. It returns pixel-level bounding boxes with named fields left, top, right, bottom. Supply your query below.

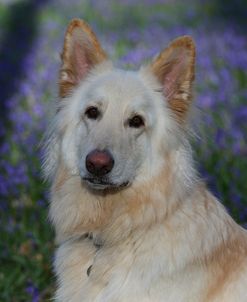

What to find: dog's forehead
left=87, top=69, right=150, bottom=104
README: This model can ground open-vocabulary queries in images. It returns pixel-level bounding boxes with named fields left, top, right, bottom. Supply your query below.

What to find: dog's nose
left=86, top=150, right=114, bottom=176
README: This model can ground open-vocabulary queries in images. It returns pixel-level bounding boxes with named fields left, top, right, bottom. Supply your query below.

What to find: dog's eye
left=128, top=115, right=145, bottom=128
left=85, top=107, right=100, bottom=120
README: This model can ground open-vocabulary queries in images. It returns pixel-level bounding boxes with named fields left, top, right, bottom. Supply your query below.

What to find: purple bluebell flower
left=26, top=281, right=40, bottom=302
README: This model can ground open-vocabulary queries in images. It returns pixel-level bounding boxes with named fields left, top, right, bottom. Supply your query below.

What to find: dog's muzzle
left=82, top=149, right=129, bottom=190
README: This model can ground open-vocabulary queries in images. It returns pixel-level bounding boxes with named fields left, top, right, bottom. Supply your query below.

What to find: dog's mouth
left=83, top=177, right=129, bottom=190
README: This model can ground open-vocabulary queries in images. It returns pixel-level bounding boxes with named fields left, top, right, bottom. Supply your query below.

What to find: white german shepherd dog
left=44, top=19, right=247, bottom=301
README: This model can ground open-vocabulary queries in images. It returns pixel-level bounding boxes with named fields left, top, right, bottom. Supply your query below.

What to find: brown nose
left=86, top=150, right=114, bottom=176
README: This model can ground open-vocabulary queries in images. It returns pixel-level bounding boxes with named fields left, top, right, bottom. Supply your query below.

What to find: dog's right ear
left=59, top=19, right=107, bottom=98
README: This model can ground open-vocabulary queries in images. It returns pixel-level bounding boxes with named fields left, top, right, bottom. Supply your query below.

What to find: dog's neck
left=50, top=146, right=242, bottom=275
left=50, top=148, right=202, bottom=245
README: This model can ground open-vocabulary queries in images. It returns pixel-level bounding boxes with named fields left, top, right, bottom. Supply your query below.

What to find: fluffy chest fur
left=54, top=210, right=247, bottom=302
left=55, top=231, right=208, bottom=302
left=52, top=175, right=247, bottom=302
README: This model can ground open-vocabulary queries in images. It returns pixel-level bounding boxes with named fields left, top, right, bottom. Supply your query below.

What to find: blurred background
left=0, top=0, right=246, bottom=300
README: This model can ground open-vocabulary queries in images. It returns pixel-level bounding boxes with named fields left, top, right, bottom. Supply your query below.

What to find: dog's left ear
left=59, top=19, right=108, bottom=98
left=150, top=36, right=195, bottom=121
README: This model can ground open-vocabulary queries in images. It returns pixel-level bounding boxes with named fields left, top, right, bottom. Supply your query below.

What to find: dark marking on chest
left=86, top=233, right=103, bottom=277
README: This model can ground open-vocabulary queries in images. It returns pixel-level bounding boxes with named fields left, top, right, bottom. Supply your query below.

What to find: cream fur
left=44, top=20, right=247, bottom=302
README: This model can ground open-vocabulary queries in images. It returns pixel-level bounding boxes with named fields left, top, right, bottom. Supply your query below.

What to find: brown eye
left=128, top=115, right=144, bottom=128
left=85, top=107, right=100, bottom=120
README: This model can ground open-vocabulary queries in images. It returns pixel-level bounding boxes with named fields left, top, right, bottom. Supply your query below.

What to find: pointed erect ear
left=150, top=36, right=195, bottom=121
left=59, top=19, right=107, bottom=98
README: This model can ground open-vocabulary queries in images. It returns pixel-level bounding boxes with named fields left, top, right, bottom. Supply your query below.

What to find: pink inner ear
left=163, top=51, right=187, bottom=100
left=73, top=41, right=90, bottom=83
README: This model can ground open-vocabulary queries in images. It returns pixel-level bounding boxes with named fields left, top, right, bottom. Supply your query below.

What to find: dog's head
left=45, top=19, right=195, bottom=191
